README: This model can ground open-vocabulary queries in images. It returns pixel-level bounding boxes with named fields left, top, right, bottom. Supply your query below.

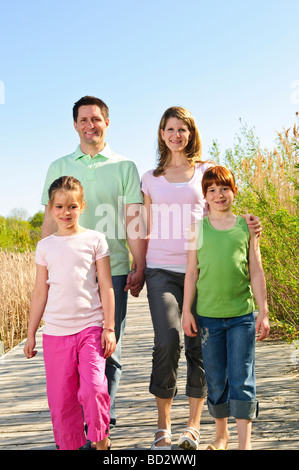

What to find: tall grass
left=0, top=250, right=36, bottom=353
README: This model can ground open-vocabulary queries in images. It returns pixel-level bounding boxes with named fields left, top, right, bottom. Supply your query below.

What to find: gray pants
left=145, top=267, right=207, bottom=400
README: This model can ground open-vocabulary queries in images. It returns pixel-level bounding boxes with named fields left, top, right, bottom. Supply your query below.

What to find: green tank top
left=196, top=216, right=255, bottom=317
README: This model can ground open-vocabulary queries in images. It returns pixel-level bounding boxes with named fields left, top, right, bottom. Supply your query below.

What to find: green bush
left=0, top=210, right=44, bottom=252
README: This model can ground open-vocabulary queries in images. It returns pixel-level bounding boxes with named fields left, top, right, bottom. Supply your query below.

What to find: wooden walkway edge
left=0, top=290, right=298, bottom=451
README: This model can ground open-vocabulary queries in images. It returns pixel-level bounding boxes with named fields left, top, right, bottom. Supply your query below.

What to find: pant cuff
left=149, top=380, right=177, bottom=399
left=186, top=384, right=207, bottom=399
left=55, top=434, right=87, bottom=450
left=207, top=399, right=230, bottom=418
left=230, top=399, right=259, bottom=420
left=207, top=399, right=259, bottom=420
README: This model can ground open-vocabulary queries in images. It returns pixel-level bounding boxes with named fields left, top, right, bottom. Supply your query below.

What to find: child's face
left=205, top=184, right=235, bottom=212
left=50, top=190, right=84, bottom=231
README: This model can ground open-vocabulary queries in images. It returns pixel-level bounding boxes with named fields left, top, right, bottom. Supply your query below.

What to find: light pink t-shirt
left=141, top=163, right=211, bottom=272
left=35, top=229, right=110, bottom=336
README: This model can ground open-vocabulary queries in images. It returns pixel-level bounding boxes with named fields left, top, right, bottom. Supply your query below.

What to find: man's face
left=74, top=105, right=109, bottom=150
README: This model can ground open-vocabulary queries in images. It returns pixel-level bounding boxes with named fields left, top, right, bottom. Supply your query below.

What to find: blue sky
left=0, top=0, right=298, bottom=217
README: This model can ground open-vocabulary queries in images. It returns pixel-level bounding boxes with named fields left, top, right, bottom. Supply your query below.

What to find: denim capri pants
left=198, top=312, right=258, bottom=420
left=145, top=267, right=207, bottom=400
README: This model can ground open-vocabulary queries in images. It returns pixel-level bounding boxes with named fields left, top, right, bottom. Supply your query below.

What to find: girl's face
left=205, top=184, right=236, bottom=213
left=160, top=117, right=192, bottom=154
left=50, top=190, right=84, bottom=234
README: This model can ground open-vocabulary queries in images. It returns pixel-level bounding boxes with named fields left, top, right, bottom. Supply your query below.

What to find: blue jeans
left=105, top=275, right=128, bottom=427
left=198, top=312, right=258, bottom=420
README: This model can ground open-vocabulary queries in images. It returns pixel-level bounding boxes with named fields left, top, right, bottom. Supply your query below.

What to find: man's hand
left=125, top=268, right=145, bottom=297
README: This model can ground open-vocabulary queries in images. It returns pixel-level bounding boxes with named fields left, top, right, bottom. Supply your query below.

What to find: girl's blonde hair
left=154, top=106, right=203, bottom=176
left=48, top=176, right=84, bottom=206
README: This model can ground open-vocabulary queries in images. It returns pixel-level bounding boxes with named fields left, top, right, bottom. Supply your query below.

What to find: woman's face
left=160, top=117, right=192, bottom=154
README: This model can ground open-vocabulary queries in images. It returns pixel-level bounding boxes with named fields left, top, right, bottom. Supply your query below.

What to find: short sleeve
left=35, top=241, right=47, bottom=266
left=141, top=170, right=153, bottom=197
left=95, top=233, right=110, bottom=260
left=41, top=161, right=61, bottom=205
left=122, top=161, right=143, bottom=204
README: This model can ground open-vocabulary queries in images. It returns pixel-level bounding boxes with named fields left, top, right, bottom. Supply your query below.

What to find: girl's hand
left=102, top=329, right=116, bottom=358
left=182, top=310, right=198, bottom=337
left=24, top=337, right=37, bottom=359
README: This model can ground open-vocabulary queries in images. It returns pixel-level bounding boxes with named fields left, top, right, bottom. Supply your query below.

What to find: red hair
left=202, top=166, right=237, bottom=197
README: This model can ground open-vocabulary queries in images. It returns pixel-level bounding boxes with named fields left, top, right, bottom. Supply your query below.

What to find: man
left=41, top=96, right=145, bottom=430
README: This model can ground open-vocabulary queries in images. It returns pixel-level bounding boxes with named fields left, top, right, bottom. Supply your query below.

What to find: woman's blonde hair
left=154, top=106, right=202, bottom=176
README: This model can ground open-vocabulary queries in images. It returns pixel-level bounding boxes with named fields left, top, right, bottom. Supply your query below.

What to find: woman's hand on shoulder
left=242, top=213, right=262, bottom=237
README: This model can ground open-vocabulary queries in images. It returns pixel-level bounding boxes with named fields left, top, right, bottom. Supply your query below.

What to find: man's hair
left=73, top=96, right=109, bottom=122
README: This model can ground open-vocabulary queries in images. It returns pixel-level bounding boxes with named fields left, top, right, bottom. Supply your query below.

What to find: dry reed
left=238, top=126, right=298, bottom=214
left=0, top=250, right=36, bottom=353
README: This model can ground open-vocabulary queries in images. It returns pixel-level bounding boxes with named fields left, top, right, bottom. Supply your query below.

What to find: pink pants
left=43, top=327, right=110, bottom=450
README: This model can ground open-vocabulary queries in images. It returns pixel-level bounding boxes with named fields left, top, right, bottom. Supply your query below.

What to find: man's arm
left=124, top=203, right=146, bottom=297
left=41, top=205, right=57, bottom=239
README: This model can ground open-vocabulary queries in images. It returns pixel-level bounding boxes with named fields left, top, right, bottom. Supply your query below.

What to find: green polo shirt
left=41, top=143, right=143, bottom=275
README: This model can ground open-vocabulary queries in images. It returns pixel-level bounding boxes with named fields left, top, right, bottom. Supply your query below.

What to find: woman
left=141, top=107, right=261, bottom=450
left=141, top=107, right=210, bottom=450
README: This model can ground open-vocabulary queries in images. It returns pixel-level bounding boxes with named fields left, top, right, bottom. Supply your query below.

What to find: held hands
left=125, top=268, right=145, bottom=297
left=102, top=328, right=116, bottom=358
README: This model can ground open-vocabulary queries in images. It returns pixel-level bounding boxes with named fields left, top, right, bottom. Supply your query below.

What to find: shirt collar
left=73, top=142, right=112, bottom=160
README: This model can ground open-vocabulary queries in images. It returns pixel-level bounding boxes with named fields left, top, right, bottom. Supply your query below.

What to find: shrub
left=0, top=210, right=44, bottom=252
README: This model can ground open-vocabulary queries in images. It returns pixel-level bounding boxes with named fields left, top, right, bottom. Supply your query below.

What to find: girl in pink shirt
left=24, top=176, right=115, bottom=450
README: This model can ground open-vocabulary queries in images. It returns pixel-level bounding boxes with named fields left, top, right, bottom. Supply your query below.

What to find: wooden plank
left=0, top=289, right=298, bottom=450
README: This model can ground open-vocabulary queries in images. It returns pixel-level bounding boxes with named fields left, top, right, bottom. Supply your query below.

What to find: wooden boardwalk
left=0, top=290, right=298, bottom=451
